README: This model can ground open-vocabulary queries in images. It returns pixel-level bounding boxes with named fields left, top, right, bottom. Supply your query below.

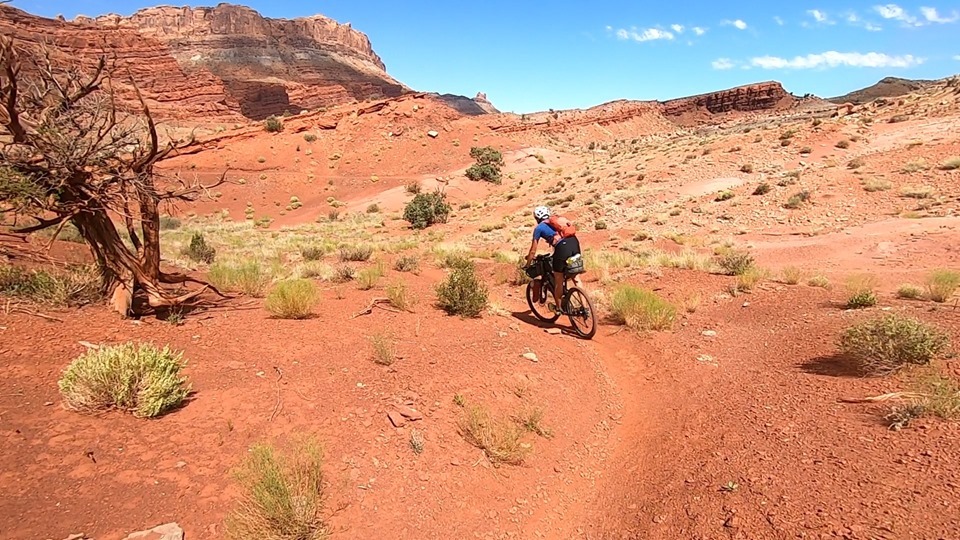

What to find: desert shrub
left=386, top=281, right=415, bottom=311
left=915, top=371, right=960, bottom=419
left=0, top=264, right=102, bottom=306
left=862, top=178, right=892, bottom=192
left=182, top=232, right=216, bottom=264
left=393, top=255, right=419, bottom=273
left=403, top=190, right=451, bottom=229
left=263, top=116, right=283, bottom=132
left=339, top=245, right=373, bottom=262
left=902, top=158, right=930, bottom=173
left=370, top=333, right=394, bottom=366
left=835, top=139, right=851, bottom=149
left=847, top=157, right=865, bottom=169
left=717, top=250, right=755, bottom=276
left=779, top=129, right=797, bottom=140
left=939, top=157, right=960, bottom=171
left=609, top=285, right=676, bottom=331
left=159, top=215, right=182, bottom=230
left=807, top=275, right=831, bottom=288
left=458, top=404, right=529, bottom=465
left=265, top=279, right=319, bottom=319
left=782, top=266, right=803, bottom=285
left=355, top=263, right=384, bottom=291
left=465, top=146, right=504, bottom=184
left=736, top=267, right=766, bottom=291
left=331, top=265, right=355, bottom=283
left=739, top=164, right=754, bottom=173
left=897, top=284, right=925, bottom=300
left=845, top=274, right=878, bottom=309
left=517, top=406, right=553, bottom=439
left=366, top=203, right=380, bottom=214
left=209, top=261, right=273, bottom=297
left=901, top=186, right=934, bottom=199
left=784, top=190, right=812, bottom=209
left=405, top=180, right=422, bottom=194
left=225, top=438, right=327, bottom=540
left=839, top=314, right=948, bottom=375
left=889, top=114, right=910, bottom=123
left=715, top=190, right=735, bottom=202
left=436, top=262, right=488, bottom=317
left=303, top=133, right=317, bottom=142
left=926, top=269, right=960, bottom=303
left=300, top=245, right=326, bottom=261
left=799, top=146, right=812, bottom=154
left=752, top=183, right=771, bottom=196
left=58, top=342, right=190, bottom=418
left=595, top=220, right=608, bottom=230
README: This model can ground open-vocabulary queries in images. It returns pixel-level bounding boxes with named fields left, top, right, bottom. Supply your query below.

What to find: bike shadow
left=510, top=310, right=576, bottom=336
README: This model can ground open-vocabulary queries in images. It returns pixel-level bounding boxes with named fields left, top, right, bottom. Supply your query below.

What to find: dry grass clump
left=839, top=314, right=948, bottom=375
left=393, top=255, right=419, bottom=273
left=845, top=273, right=878, bottom=309
left=926, top=269, right=960, bottom=303
left=458, top=404, right=530, bottom=465
left=209, top=260, right=273, bottom=297
left=300, top=245, right=326, bottom=261
left=265, top=279, right=319, bottom=319
left=339, top=244, right=374, bottom=262
left=370, top=333, right=394, bottom=366
left=608, top=285, right=676, bottom=331
left=736, top=266, right=767, bottom=292
left=0, top=264, right=102, bottom=306
left=355, top=263, right=385, bottom=291
left=225, top=438, right=328, bottom=540
left=862, top=178, right=892, bottom=192
left=938, top=157, right=960, bottom=171
left=782, top=267, right=803, bottom=285
left=807, top=275, right=831, bottom=289
left=386, top=280, right=416, bottom=311
left=716, top=250, right=755, bottom=276
left=896, top=284, right=925, bottom=300
left=900, top=185, right=934, bottom=199
left=516, top=407, right=553, bottom=439
left=58, top=342, right=190, bottom=418
left=901, top=158, right=930, bottom=173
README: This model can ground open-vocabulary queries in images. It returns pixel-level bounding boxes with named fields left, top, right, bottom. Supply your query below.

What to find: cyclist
left=524, top=205, right=582, bottom=313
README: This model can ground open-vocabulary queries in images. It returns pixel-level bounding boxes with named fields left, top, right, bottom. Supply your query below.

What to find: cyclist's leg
left=551, top=271, right=564, bottom=309
left=551, top=239, right=573, bottom=310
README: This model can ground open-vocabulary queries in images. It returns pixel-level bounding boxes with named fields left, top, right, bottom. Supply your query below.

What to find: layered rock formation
left=0, top=3, right=407, bottom=121
left=660, top=82, right=798, bottom=125
left=434, top=92, right=500, bottom=116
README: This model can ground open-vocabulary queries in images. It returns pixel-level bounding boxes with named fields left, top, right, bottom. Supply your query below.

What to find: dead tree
left=0, top=36, right=226, bottom=316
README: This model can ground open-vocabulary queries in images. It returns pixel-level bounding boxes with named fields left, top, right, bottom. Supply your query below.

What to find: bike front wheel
left=526, top=279, right=560, bottom=323
left=564, top=287, right=597, bottom=339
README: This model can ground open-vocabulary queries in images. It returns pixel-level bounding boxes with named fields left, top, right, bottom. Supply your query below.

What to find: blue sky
left=10, top=1, right=960, bottom=112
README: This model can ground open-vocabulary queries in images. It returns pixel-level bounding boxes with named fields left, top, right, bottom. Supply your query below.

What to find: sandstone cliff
left=659, top=82, right=798, bottom=125
left=0, top=3, right=407, bottom=121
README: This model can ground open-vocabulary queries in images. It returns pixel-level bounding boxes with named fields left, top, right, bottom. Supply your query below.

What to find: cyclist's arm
left=524, top=237, right=538, bottom=266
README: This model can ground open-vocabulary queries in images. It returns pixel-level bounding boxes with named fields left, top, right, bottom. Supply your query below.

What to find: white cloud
left=750, top=51, right=924, bottom=69
left=692, top=26, right=707, bottom=35
left=712, top=58, right=735, bottom=70
left=722, top=19, right=748, bottom=30
left=847, top=12, right=860, bottom=23
left=808, top=9, right=828, bottom=23
left=614, top=27, right=675, bottom=42
left=954, top=54, right=960, bottom=60
left=774, top=16, right=785, bottom=25
left=671, top=24, right=685, bottom=33
left=920, top=7, right=959, bottom=23
left=874, top=4, right=922, bottom=26
left=865, top=22, right=883, bottom=31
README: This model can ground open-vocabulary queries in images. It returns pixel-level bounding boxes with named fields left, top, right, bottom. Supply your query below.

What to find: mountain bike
left=524, top=253, right=597, bottom=339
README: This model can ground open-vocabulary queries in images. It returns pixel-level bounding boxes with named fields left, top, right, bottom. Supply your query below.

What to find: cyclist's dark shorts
left=552, top=236, right=581, bottom=273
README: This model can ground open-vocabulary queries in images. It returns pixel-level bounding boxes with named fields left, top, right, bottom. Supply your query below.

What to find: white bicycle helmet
left=534, top=205, right=551, bottom=222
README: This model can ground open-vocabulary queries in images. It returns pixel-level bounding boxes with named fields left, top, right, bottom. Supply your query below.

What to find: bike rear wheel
left=526, top=279, right=560, bottom=323
left=564, top=287, right=597, bottom=339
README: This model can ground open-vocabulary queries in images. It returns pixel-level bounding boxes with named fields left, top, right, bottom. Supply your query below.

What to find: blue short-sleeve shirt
left=533, top=221, right=557, bottom=244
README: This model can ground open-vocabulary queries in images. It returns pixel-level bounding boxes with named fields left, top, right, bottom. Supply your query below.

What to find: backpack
left=546, top=215, right=577, bottom=240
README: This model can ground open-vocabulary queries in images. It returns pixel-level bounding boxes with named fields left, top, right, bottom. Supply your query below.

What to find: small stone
left=724, top=516, right=740, bottom=528
left=653, top=515, right=666, bottom=524
left=396, top=405, right=423, bottom=421
left=451, top=458, right=461, bottom=466
left=78, top=341, right=99, bottom=350
left=175, top=461, right=187, bottom=468
left=418, top=471, right=430, bottom=481
left=742, top=302, right=751, bottom=308
left=387, top=411, right=406, bottom=428
left=545, top=328, right=562, bottom=335
left=522, top=352, right=539, bottom=362
left=44, top=401, right=54, bottom=406
left=123, top=523, right=184, bottom=540
left=427, top=130, right=439, bottom=138
left=701, top=330, right=717, bottom=337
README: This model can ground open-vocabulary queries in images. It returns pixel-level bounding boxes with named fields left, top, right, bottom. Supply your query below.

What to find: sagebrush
left=58, top=342, right=191, bottom=418
left=436, top=262, right=488, bottom=317
left=265, top=279, right=319, bottom=319
left=609, top=285, right=676, bottom=331
left=839, top=314, right=949, bottom=375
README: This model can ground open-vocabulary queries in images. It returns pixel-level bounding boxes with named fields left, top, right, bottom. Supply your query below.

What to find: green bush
left=784, top=190, right=812, bottom=209
left=715, top=190, right=735, bottom=202
left=752, top=183, right=771, bottom=196
left=265, top=279, right=319, bottom=319
left=58, top=342, right=190, bottom=418
left=366, top=203, right=380, bottom=214
left=609, top=285, right=676, bottom=331
left=839, top=314, right=948, bottom=375
left=303, top=133, right=317, bottom=142
left=226, top=438, right=327, bottom=540
left=436, top=261, right=488, bottom=317
left=465, top=146, right=504, bottom=184
left=264, top=116, right=283, bottom=133
left=182, top=232, right=216, bottom=264
left=403, top=190, right=451, bottom=229
left=845, top=274, right=878, bottom=309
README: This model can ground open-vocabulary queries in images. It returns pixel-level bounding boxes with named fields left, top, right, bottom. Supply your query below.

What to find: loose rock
left=123, top=523, right=184, bottom=540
